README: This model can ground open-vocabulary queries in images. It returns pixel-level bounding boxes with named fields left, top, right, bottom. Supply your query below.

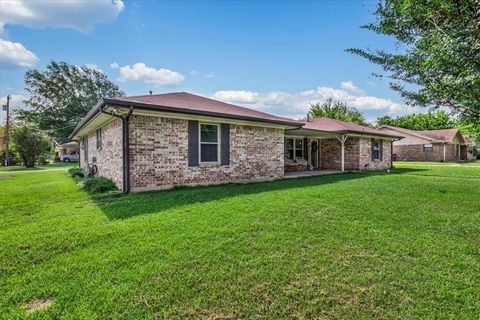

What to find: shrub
left=11, top=126, right=50, bottom=168
left=67, top=168, right=84, bottom=179
left=80, top=177, right=117, bottom=193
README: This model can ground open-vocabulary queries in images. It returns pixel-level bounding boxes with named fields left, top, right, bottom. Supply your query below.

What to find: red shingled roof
left=109, top=92, right=304, bottom=127
left=379, top=125, right=462, bottom=142
left=420, top=129, right=460, bottom=141
left=302, top=117, right=404, bottom=138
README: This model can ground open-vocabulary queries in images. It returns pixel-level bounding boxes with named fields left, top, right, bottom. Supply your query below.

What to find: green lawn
left=0, top=162, right=77, bottom=172
left=1, top=163, right=479, bottom=319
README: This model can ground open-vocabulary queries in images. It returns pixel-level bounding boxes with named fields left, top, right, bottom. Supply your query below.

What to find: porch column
left=336, top=135, right=348, bottom=172
left=443, top=142, right=446, bottom=162
left=307, top=138, right=312, bottom=169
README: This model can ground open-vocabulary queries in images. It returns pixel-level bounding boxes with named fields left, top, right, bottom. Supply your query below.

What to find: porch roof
left=286, top=117, right=404, bottom=139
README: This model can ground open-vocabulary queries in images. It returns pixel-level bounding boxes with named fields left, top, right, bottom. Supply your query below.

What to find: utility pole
left=2, top=95, right=10, bottom=166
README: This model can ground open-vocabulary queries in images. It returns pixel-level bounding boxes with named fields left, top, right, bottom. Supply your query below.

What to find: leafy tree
left=17, top=61, right=124, bottom=141
left=347, top=0, right=480, bottom=124
left=376, top=110, right=455, bottom=130
left=308, top=98, right=368, bottom=125
left=11, top=126, right=50, bottom=168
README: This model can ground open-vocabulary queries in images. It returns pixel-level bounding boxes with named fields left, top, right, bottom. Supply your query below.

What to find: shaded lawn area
left=0, top=164, right=479, bottom=319
left=0, top=162, right=76, bottom=172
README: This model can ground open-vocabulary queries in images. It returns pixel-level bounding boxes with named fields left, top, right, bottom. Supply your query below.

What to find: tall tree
left=347, top=0, right=480, bottom=124
left=308, top=98, right=368, bottom=125
left=376, top=110, right=455, bottom=130
left=11, top=125, right=50, bottom=168
left=17, top=61, right=124, bottom=141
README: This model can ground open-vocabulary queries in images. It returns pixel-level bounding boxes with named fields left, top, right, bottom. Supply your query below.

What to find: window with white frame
left=372, top=139, right=381, bottom=160
left=423, top=144, right=433, bottom=152
left=200, top=123, right=219, bottom=163
left=284, top=137, right=303, bottom=160
left=454, top=143, right=460, bottom=157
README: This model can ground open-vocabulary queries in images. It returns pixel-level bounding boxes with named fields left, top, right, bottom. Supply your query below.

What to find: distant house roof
left=463, top=134, right=476, bottom=146
left=302, top=117, right=404, bottom=139
left=421, top=129, right=460, bottom=141
left=52, top=139, right=79, bottom=148
left=379, top=125, right=464, bottom=143
left=70, top=92, right=304, bottom=138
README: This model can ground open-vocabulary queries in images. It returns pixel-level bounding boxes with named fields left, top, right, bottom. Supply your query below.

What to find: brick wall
left=393, top=143, right=458, bottom=162
left=319, top=137, right=391, bottom=171
left=80, top=118, right=123, bottom=188
left=128, top=115, right=284, bottom=191
left=319, top=138, right=360, bottom=170
left=359, top=138, right=391, bottom=171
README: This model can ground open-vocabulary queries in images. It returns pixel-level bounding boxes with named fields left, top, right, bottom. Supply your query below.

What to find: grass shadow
left=0, top=163, right=76, bottom=172
left=93, top=167, right=425, bottom=220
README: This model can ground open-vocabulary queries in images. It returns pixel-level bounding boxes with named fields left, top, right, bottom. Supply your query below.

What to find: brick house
left=69, top=92, right=403, bottom=193
left=378, top=125, right=471, bottom=162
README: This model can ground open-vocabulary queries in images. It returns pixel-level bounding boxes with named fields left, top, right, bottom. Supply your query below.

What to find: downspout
left=123, top=107, right=133, bottom=193
left=100, top=105, right=134, bottom=194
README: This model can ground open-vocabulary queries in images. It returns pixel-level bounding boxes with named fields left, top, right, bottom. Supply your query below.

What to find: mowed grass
left=0, top=162, right=76, bottom=172
left=0, top=163, right=479, bottom=319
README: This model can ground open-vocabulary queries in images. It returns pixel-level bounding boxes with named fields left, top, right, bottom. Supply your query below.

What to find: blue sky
left=0, top=0, right=418, bottom=122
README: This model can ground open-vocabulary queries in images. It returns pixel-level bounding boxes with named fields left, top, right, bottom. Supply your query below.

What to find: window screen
left=200, top=124, right=219, bottom=162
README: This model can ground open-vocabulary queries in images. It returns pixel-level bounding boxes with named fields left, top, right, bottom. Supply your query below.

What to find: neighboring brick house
left=378, top=125, right=470, bottom=162
left=462, top=134, right=477, bottom=161
left=70, top=92, right=402, bottom=193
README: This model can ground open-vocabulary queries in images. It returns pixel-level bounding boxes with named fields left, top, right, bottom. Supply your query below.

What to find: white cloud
left=0, top=0, right=125, bottom=33
left=0, top=94, right=28, bottom=122
left=340, top=81, right=364, bottom=95
left=116, top=62, right=185, bottom=86
left=213, top=90, right=259, bottom=104
left=212, top=84, right=413, bottom=121
left=110, top=62, right=119, bottom=69
left=190, top=70, right=199, bottom=75
left=1, top=94, right=26, bottom=106
left=205, top=73, right=214, bottom=79
left=0, top=38, right=38, bottom=68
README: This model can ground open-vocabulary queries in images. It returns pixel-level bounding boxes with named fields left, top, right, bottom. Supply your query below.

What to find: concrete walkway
left=284, top=170, right=343, bottom=179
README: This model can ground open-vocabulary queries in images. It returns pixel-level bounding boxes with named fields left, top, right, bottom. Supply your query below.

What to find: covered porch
left=284, top=127, right=353, bottom=173
left=283, top=117, right=401, bottom=174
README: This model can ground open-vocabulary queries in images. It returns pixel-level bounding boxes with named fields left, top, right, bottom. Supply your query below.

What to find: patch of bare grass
left=25, top=297, right=53, bottom=314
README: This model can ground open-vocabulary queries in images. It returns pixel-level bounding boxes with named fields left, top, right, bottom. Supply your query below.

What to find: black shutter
left=371, top=138, right=375, bottom=161
left=188, top=120, right=199, bottom=166
left=303, top=137, right=308, bottom=160
left=380, top=139, right=383, bottom=161
left=220, top=124, right=230, bottom=165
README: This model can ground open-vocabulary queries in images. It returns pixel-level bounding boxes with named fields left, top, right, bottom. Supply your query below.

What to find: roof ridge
left=420, top=128, right=457, bottom=133
left=119, top=91, right=299, bottom=122
left=115, top=91, right=186, bottom=99
left=379, top=125, right=434, bottom=140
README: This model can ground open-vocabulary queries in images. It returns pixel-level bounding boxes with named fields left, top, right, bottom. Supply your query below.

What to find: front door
left=311, top=140, right=318, bottom=168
